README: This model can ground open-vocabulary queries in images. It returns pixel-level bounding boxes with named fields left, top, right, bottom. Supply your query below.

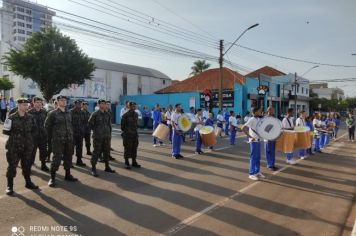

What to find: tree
left=0, top=77, right=14, bottom=93
left=190, top=60, right=210, bottom=76
left=3, top=27, right=95, bottom=101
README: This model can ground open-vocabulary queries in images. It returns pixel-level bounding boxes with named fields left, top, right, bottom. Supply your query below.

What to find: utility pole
left=218, top=40, right=224, bottom=110
left=294, top=72, right=297, bottom=118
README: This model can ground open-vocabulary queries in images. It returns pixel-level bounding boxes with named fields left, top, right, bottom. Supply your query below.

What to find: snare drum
left=294, top=128, right=311, bottom=149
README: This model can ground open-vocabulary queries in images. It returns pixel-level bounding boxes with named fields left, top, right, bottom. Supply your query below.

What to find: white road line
left=162, top=132, right=349, bottom=235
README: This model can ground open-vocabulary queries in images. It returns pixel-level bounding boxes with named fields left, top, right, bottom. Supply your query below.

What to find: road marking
left=162, top=132, right=348, bottom=235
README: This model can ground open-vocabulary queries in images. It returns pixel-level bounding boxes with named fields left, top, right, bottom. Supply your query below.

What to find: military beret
left=106, top=100, right=111, bottom=103
left=32, top=96, right=43, bottom=102
left=74, top=99, right=82, bottom=104
left=129, top=101, right=136, bottom=106
left=82, top=101, right=88, bottom=105
left=57, top=95, right=68, bottom=100
left=17, top=98, right=30, bottom=104
left=97, top=99, right=106, bottom=104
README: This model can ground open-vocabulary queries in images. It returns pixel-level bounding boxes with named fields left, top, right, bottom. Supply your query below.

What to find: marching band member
left=171, top=104, right=184, bottom=159
left=205, top=113, right=214, bottom=150
left=263, top=107, right=278, bottom=170
left=202, top=107, right=209, bottom=122
left=242, top=107, right=265, bottom=181
left=194, top=109, right=204, bottom=154
left=346, top=112, right=355, bottom=142
left=152, top=104, right=163, bottom=147
left=189, top=107, right=196, bottom=140
left=324, top=113, right=333, bottom=146
left=313, top=113, right=322, bottom=153
left=295, top=110, right=307, bottom=160
left=332, top=113, right=341, bottom=139
left=319, top=115, right=327, bottom=149
left=305, top=115, right=315, bottom=155
left=282, top=108, right=296, bottom=164
left=216, top=110, right=224, bottom=138
left=223, top=108, right=230, bottom=136
left=165, top=105, right=173, bottom=144
left=229, top=111, right=237, bottom=145
left=244, top=111, right=252, bottom=142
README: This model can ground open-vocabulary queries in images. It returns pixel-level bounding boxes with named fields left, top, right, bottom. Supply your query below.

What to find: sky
left=28, top=0, right=356, bottom=96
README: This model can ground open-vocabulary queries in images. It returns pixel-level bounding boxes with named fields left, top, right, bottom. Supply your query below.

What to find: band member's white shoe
left=153, top=144, right=158, bottom=147
left=300, top=156, right=306, bottom=160
left=248, top=175, right=259, bottom=181
left=287, top=159, right=297, bottom=165
left=256, top=172, right=265, bottom=178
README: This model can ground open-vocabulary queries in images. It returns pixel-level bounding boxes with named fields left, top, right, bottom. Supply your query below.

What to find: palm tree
left=190, top=60, right=210, bottom=76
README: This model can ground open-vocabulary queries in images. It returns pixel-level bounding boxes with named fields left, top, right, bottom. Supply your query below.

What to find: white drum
left=256, top=116, right=282, bottom=141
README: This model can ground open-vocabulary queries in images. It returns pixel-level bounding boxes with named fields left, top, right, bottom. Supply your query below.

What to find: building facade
left=310, top=83, right=345, bottom=100
left=0, top=0, right=55, bottom=98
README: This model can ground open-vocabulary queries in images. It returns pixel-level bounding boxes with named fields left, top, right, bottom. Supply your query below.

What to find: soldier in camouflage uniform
left=70, top=100, right=86, bottom=166
left=3, top=98, right=38, bottom=195
left=89, top=99, right=115, bottom=177
left=121, top=102, right=141, bottom=169
left=82, top=101, right=92, bottom=155
left=28, top=97, right=49, bottom=172
left=45, top=95, right=78, bottom=187
left=46, top=100, right=58, bottom=162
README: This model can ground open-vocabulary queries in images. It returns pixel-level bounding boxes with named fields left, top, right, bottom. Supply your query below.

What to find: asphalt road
left=0, top=129, right=355, bottom=236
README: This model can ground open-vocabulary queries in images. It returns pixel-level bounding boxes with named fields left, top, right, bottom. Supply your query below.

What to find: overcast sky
left=31, top=0, right=356, bottom=96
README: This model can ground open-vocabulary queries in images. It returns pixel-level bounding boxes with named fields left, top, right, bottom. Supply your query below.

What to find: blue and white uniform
left=313, top=118, right=321, bottom=152
left=152, top=109, right=163, bottom=145
left=165, top=110, right=173, bottom=143
left=171, top=111, right=183, bottom=156
left=229, top=116, right=237, bottom=145
left=296, top=117, right=306, bottom=158
left=245, top=116, right=261, bottom=176
left=282, top=116, right=295, bottom=161
left=263, top=115, right=277, bottom=168
left=194, top=114, right=203, bottom=152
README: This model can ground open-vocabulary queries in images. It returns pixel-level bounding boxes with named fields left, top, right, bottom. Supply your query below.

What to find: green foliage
left=310, top=97, right=356, bottom=113
left=190, top=60, right=210, bottom=76
left=0, top=77, right=14, bottom=91
left=3, top=27, right=95, bottom=101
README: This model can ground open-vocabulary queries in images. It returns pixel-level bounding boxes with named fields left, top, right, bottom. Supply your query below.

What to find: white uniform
left=217, top=114, right=224, bottom=124
left=229, top=116, right=237, bottom=129
left=282, top=117, right=294, bottom=130
left=165, top=111, right=172, bottom=125
left=245, top=117, right=260, bottom=142
left=120, top=107, right=128, bottom=117
left=202, top=110, right=209, bottom=121
left=171, top=112, right=182, bottom=131
left=194, top=114, right=203, bottom=131
left=295, top=117, right=305, bottom=127
left=313, top=118, right=321, bottom=135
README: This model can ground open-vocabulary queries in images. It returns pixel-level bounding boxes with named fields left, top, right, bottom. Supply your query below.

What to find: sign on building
left=200, top=90, right=234, bottom=108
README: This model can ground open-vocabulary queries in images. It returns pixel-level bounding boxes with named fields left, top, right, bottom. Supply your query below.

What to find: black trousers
left=1, top=109, right=7, bottom=122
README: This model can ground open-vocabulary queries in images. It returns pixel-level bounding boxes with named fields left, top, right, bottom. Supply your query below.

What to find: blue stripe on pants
left=230, top=129, right=236, bottom=145
left=172, top=130, right=182, bottom=156
left=299, top=149, right=305, bottom=157
left=249, top=142, right=261, bottom=175
left=264, top=141, right=276, bottom=168
left=195, top=130, right=202, bottom=152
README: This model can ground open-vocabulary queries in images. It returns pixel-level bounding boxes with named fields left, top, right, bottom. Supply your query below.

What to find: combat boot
left=124, top=159, right=131, bottom=170
left=25, top=176, right=39, bottom=190
left=104, top=161, right=116, bottom=173
left=5, top=177, right=14, bottom=196
left=41, top=161, right=49, bottom=172
left=64, top=169, right=78, bottom=182
left=86, top=150, right=92, bottom=155
left=91, top=164, right=99, bottom=177
left=48, top=171, right=56, bottom=187
left=132, top=160, right=141, bottom=168
left=76, top=157, right=87, bottom=167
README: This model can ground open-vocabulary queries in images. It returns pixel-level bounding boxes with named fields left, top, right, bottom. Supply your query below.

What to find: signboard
left=200, top=90, right=234, bottom=108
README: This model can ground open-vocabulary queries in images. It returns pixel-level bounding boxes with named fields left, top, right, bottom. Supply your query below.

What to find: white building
left=310, top=83, right=345, bottom=100
left=21, top=58, right=172, bottom=103
left=0, top=0, right=55, bottom=97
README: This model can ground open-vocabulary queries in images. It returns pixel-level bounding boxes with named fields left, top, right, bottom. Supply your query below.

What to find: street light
left=293, top=65, right=319, bottom=117
left=218, top=23, right=259, bottom=110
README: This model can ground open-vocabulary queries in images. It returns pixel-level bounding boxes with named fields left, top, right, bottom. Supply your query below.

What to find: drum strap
left=286, top=118, right=293, bottom=128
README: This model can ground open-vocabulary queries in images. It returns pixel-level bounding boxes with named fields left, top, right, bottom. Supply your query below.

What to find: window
left=25, top=16, right=32, bottom=22
left=47, top=15, right=52, bottom=19
left=306, top=88, right=309, bottom=95
left=122, top=74, right=127, bottom=96
left=18, top=29, right=25, bottom=34
left=26, top=9, right=31, bottom=14
left=13, top=29, right=17, bottom=34
left=17, top=14, right=24, bottom=20
left=17, top=7, right=24, bottom=12
left=26, top=24, right=32, bottom=29
left=18, top=22, right=25, bottom=27
left=163, top=79, right=165, bottom=85
left=18, top=36, right=26, bottom=41
left=302, top=87, right=304, bottom=94
left=13, top=36, right=17, bottom=41
left=138, top=76, right=142, bottom=95
left=13, top=22, right=16, bottom=26
left=26, top=31, right=32, bottom=36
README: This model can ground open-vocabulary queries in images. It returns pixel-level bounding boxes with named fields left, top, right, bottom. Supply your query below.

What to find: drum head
left=178, top=114, right=192, bottom=132
left=256, top=117, right=282, bottom=140
left=294, top=126, right=311, bottom=132
left=199, top=126, right=214, bottom=135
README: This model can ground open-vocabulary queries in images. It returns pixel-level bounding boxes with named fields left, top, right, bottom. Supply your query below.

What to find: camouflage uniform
left=3, top=109, right=38, bottom=194
left=89, top=108, right=115, bottom=176
left=70, top=107, right=86, bottom=165
left=45, top=107, right=77, bottom=186
left=28, top=108, right=48, bottom=169
left=121, top=108, right=140, bottom=169
left=82, top=109, right=92, bottom=154
left=8, top=107, right=18, bottom=116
